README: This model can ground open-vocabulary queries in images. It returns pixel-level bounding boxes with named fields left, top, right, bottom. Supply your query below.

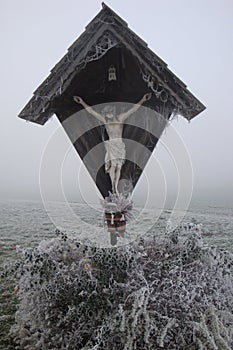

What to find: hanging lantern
left=108, top=65, right=117, bottom=81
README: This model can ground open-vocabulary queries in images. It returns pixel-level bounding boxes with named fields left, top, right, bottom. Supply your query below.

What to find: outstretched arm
left=73, top=96, right=105, bottom=123
left=118, top=93, right=152, bottom=122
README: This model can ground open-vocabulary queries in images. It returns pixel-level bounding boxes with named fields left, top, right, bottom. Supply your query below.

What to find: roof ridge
left=85, top=2, right=128, bottom=31
left=101, top=2, right=128, bottom=27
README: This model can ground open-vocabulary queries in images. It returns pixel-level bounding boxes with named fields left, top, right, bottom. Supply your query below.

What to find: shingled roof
left=18, top=2, right=205, bottom=125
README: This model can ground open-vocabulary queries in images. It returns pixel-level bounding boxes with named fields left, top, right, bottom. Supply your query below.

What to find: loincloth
left=104, top=139, right=126, bottom=172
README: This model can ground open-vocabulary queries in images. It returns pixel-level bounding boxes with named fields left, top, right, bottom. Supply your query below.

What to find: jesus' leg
left=114, top=165, right=122, bottom=195
left=109, top=166, right=117, bottom=194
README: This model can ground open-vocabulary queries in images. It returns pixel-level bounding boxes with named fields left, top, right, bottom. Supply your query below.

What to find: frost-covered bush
left=5, top=226, right=233, bottom=349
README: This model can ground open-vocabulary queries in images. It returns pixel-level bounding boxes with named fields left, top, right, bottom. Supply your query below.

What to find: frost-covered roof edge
left=18, top=2, right=206, bottom=125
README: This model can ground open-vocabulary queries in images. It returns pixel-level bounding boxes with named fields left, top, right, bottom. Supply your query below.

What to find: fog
left=1, top=0, right=233, bottom=207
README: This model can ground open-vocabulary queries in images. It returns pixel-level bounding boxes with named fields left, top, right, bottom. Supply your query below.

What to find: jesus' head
left=102, top=105, right=116, bottom=120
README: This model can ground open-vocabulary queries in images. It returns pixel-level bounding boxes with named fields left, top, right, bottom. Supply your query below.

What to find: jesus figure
left=73, top=93, right=151, bottom=195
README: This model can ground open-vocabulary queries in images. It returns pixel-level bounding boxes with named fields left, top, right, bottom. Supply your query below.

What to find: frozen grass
left=2, top=225, right=233, bottom=349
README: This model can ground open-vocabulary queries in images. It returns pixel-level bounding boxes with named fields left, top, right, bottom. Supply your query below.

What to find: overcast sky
left=1, top=0, right=233, bottom=207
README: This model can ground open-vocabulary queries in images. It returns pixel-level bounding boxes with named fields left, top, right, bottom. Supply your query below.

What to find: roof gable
left=18, top=2, right=205, bottom=124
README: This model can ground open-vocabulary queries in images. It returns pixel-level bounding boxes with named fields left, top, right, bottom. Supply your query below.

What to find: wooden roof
left=18, top=3, right=205, bottom=125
